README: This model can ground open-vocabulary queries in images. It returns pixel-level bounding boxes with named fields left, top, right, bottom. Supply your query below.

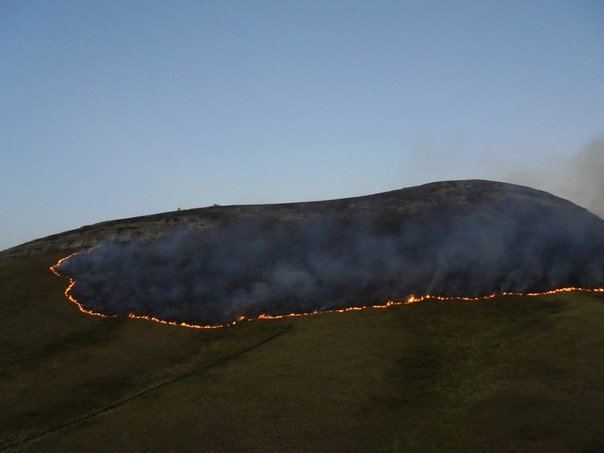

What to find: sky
left=1, top=1, right=603, bottom=251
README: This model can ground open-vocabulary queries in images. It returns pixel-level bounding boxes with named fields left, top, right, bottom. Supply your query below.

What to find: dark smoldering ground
left=58, top=180, right=604, bottom=325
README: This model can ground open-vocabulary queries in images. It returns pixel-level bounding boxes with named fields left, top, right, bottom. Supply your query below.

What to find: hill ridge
left=1, top=179, right=599, bottom=261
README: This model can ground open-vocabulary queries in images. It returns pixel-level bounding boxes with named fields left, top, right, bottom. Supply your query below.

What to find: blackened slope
left=56, top=180, right=604, bottom=326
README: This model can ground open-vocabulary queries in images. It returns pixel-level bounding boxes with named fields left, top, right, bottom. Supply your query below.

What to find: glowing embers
left=50, top=252, right=106, bottom=319
left=48, top=211, right=604, bottom=330
left=50, top=251, right=604, bottom=331
left=51, top=251, right=228, bottom=329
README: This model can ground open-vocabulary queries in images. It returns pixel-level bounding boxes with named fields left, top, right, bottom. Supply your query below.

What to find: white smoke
left=506, top=137, right=604, bottom=218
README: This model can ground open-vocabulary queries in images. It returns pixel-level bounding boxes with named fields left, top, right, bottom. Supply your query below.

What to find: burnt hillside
left=45, top=180, right=604, bottom=326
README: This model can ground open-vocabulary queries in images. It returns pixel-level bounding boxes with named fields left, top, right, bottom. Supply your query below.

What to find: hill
left=1, top=180, right=604, bottom=451
left=44, top=179, right=604, bottom=326
left=3, top=179, right=603, bottom=260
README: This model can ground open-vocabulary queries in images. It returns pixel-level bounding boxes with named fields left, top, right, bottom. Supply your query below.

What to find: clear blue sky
left=2, top=1, right=603, bottom=250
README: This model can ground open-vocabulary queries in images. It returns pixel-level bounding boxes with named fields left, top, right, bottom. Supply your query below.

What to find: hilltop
left=3, top=179, right=603, bottom=260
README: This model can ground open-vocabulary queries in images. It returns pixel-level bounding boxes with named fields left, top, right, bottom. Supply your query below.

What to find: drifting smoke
left=58, top=184, right=604, bottom=326
left=506, top=137, right=604, bottom=218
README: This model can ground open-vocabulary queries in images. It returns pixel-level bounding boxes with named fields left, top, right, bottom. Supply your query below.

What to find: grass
left=1, top=251, right=604, bottom=451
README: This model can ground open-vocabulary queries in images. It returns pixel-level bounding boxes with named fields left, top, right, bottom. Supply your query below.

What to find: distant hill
left=26, top=179, right=604, bottom=326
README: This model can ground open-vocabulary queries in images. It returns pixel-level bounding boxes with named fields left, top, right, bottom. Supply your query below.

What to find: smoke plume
left=58, top=182, right=604, bottom=326
left=506, top=137, right=604, bottom=218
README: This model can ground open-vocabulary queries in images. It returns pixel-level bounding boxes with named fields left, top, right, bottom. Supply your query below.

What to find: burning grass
left=50, top=250, right=604, bottom=331
left=37, top=181, right=604, bottom=328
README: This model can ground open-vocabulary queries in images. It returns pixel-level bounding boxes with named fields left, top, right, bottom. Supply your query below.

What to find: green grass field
left=2, top=251, right=604, bottom=451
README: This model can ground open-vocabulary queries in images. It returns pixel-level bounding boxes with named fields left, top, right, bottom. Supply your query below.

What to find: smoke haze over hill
left=57, top=181, right=604, bottom=326
left=504, top=137, right=604, bottom=218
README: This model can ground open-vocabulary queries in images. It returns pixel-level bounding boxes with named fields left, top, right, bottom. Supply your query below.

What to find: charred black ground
left=56, top=180, right=604, bottom=325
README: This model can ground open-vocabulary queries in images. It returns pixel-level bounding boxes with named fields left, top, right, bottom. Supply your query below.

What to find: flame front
left=50, top=252, right=604, bottom=331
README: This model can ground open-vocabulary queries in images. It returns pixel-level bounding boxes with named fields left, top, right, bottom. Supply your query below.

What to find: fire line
left=49, top=252, right=604, bottom=331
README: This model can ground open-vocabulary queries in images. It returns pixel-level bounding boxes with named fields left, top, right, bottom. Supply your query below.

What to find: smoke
left=506, top=137, right=604, bottom=218
left=559, top=137, right=604, bottom=217
left=58, top=188, right=604, bottom=326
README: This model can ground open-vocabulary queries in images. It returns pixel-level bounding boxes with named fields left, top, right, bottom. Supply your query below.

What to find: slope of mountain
left=2, top=180, right=604, bottom=451
left=40, top=179, right=604, bottom=325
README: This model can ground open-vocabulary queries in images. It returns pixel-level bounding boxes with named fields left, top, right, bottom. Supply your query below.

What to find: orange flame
left=50, top=251, right=604, bottom=330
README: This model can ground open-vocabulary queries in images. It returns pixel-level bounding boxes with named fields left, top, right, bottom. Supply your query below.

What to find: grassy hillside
left=2, top=250, right=604, bottom=451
